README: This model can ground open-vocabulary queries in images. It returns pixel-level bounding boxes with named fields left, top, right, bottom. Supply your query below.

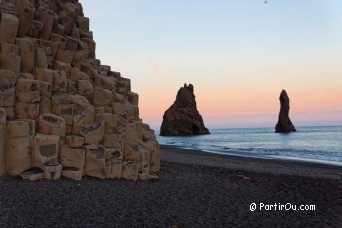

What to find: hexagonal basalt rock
left=0, top=0, right=160, bottom=181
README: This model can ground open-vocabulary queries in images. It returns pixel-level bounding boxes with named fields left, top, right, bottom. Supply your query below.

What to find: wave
left=157, top=126, right=342, bottom=164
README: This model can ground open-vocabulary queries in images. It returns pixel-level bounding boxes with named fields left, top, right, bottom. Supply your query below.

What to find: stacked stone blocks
left=0, top=0, right=160, bottom=181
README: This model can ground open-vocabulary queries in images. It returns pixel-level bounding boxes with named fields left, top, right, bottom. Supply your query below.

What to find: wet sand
left=0, top=145, right=341, bottom=227
left=160, top=145, right=342, bottom=180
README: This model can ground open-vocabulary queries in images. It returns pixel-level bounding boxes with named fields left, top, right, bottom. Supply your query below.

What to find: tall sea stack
left=160, top=83, right=210, bottom=136
left=0, top=0, right=160, bottom=181
left=275, top=90, right=296, bottom=133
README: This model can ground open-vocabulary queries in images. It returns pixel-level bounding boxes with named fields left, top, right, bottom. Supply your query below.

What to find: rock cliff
left=0, top=0, right=160, bottom=181
left=160, top=83, right=210, bottom=136
left=275, top=90, right=296, bottom=133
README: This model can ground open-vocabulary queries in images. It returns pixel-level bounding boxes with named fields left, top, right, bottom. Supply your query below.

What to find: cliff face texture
left=160, top=84, right=210, bottom=136
left=275, top=90, right=296, bottom=133
left=0, top=0, right=160, bottom=181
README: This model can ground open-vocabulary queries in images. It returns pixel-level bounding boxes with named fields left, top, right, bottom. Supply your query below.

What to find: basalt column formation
left=0, top=0, right=160, bottom=180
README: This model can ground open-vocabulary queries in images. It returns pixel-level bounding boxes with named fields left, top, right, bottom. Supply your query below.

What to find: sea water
left=156, top=126, right=342, bottom=166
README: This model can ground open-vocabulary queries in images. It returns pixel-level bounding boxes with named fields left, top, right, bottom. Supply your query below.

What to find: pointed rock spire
left=275, top=90, right=296, bottom=133
left=160, top=83, right=210, bottom=136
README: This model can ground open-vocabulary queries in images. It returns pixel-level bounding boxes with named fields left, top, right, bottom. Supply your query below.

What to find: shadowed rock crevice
left=275, top=89, right=296, bottom=133
left=160, top=83, right=210, bottom=136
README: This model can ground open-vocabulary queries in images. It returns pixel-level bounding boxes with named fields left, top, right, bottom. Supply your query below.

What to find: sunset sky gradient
left=80, top=0, right=342, bottom=129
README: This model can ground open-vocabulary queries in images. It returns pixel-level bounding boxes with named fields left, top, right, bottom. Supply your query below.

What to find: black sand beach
left=0, top=145, right=341, bottom=227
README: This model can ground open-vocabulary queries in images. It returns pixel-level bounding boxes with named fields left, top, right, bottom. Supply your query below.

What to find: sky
left=80, top=0, right=342, bottom=129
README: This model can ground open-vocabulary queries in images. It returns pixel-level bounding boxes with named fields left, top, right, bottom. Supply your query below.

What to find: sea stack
left=160, top=83, right=210, bottom=136
left=0, top=0, right=160, bottom=181
left=275, top=90, right=296, bottom=133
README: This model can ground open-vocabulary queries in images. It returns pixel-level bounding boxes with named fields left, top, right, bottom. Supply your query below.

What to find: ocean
left=156, top=126, right=342, bottom=166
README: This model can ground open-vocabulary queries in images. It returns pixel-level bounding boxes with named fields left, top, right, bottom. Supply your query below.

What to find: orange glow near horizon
left=119, top=49, right=342, bottom=129
left=135, top=81, right=342, bottom=129
left=80, top=0, right=342, bottom=129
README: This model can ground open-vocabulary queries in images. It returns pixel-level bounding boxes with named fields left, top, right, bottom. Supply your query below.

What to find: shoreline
left=160, top=145, right=342, bottom=180
left=0, top=145, right=340, bottom=226
left=162, top=143, right=342, bottom=167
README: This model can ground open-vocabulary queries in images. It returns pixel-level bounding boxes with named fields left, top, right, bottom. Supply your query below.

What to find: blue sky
left=80, top=0, right=342, bottom=129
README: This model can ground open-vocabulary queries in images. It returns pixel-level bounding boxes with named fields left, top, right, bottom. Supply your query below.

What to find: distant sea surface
left=156, top=126, right=342, bottom=166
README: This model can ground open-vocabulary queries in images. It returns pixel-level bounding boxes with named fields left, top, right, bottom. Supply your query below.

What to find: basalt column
left=0, top=0, right=160, bottom=181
